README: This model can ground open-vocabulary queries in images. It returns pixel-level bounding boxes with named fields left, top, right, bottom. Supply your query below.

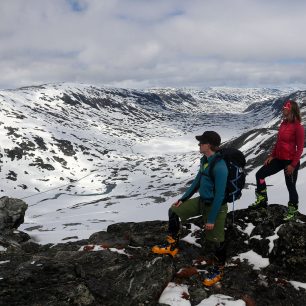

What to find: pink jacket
left=271, top=120, right=304, bottom=167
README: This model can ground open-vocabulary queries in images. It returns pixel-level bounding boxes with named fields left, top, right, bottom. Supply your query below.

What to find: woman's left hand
left=285, top=165, right=294, bottom=175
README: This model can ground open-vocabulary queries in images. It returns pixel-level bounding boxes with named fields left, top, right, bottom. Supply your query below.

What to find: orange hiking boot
left=166, top=235, right=177, bottom=244
left=202, top=265, right=224, bottom=287
left=151, top=235, right=179, bottom=257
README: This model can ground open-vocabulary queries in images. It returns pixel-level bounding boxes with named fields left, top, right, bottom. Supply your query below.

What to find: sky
left=1, top=0, right=306, bottom=90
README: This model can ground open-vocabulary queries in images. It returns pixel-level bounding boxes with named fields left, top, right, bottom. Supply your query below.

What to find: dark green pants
left=169, top=197, right=228, bottom=243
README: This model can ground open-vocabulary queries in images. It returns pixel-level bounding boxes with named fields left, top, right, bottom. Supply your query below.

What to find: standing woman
left=249, top=100, right=304, bottom=220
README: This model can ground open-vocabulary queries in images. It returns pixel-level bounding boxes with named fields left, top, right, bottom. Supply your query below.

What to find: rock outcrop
left=0, top=196, right=30, bottom=249
left=0, top=196, right=28, bottom=230
left=0, top=197, right=306, bottom=305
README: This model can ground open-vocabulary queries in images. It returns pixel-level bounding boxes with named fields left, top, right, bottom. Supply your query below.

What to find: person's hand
left=285, top=165, right=294, bottom=176
left=172, top=200, right=182, bottom=207
left=204, top=223, right=214, bottom=231
left=264, top=156, right=274, bottom=165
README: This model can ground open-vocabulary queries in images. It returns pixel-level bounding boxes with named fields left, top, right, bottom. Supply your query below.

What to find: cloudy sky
left=1, top=0, right=306, bottom=90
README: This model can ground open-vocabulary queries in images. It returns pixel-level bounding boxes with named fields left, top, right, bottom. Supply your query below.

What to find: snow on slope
left=0, top=83, right=301, bottom=244
left=148, top=87, right=285, bottom=113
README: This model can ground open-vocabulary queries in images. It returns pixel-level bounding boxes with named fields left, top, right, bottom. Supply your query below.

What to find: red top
left=271, top=120, right=305, bottom=167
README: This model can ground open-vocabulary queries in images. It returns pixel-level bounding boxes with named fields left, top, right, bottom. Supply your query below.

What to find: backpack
left=209, top=147, right=246, bottom=203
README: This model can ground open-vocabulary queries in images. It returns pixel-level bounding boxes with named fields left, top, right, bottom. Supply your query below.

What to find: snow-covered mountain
left=0, top=83, right=304, bottom=244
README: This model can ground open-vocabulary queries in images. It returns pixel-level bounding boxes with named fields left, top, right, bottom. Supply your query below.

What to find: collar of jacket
left=201, top=152, right=220, bottom=164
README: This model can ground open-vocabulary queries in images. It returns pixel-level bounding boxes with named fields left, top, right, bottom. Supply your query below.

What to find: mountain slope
left=0, top=83, right=303, bottom=243
left=229, top=90, right=306, bottom=171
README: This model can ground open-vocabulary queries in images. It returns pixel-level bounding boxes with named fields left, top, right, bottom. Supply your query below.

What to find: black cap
left=195, top=131, right=221, bottom=146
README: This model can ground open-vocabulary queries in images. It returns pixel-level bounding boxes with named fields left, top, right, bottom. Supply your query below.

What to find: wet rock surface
left=1, top=198, right=306, bottom=305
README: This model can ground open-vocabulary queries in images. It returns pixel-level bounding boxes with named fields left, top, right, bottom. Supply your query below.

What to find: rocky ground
left=1, top=196, right=306, bottom=306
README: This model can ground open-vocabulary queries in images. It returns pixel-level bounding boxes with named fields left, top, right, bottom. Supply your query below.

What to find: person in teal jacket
left=152, top=130, right=228, bottom=286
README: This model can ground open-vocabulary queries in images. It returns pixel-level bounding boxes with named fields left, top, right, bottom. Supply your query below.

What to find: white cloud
left=1, top=0, right=306, bottom=89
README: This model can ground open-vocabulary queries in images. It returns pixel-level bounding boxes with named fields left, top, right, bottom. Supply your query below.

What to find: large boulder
left=0, top=196, right=28, bottom=230
left=0, top=196, right=30, bottom=248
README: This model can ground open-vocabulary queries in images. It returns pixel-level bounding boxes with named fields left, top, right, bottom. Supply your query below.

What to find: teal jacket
left=180, top=153, right=228, bottom=224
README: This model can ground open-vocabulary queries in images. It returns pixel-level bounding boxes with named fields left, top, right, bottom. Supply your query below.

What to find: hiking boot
left=166, top=235, right=177, bottom=244
left=151, top=235, right=179, bottom=257
left=249, top=189, right=268, bottom=209
left=283, top=203, right=298, bottom=221
left=202, top=265, right=224, bottom=287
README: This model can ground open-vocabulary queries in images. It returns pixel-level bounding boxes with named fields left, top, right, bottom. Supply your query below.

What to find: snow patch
left=289, top=280, right=306, bottom=290
left=243, top=223, right=255, bottom=236
left=196, top=294, right=246, bottom=306
left=0, top=246, right=7, bottom=252
left=0, top=260, right=10, bottom=265
left=181, top=223, right=202, bottom=247
left=266, top=225, right=282, bottom=253
left=233, top=250, right=269, bottom=270
left=79, top=245, right=130, bottom=256
left=159, top=282, right=190, bottom=306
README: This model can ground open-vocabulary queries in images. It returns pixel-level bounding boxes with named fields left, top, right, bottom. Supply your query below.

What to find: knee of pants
left=256, top=170, right=264, bottom=181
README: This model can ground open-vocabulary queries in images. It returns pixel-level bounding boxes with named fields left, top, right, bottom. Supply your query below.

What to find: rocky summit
left=0, top=196, right=306, bottom=306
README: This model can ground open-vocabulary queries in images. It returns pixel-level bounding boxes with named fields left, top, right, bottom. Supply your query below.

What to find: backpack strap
left=208, top=154, right=223, bottom=180
left=207, top=153, right=228, bottom=206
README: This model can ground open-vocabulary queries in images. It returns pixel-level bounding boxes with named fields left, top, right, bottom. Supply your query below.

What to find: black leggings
left=168, top=209, right=180, bottom=237
left=256, top=159, right=300, bottom=205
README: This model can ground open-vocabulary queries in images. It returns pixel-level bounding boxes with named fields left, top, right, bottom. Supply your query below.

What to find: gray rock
left=0, top=196, right=28, bottom=230
left=0, top=196, right=30, bottom=250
